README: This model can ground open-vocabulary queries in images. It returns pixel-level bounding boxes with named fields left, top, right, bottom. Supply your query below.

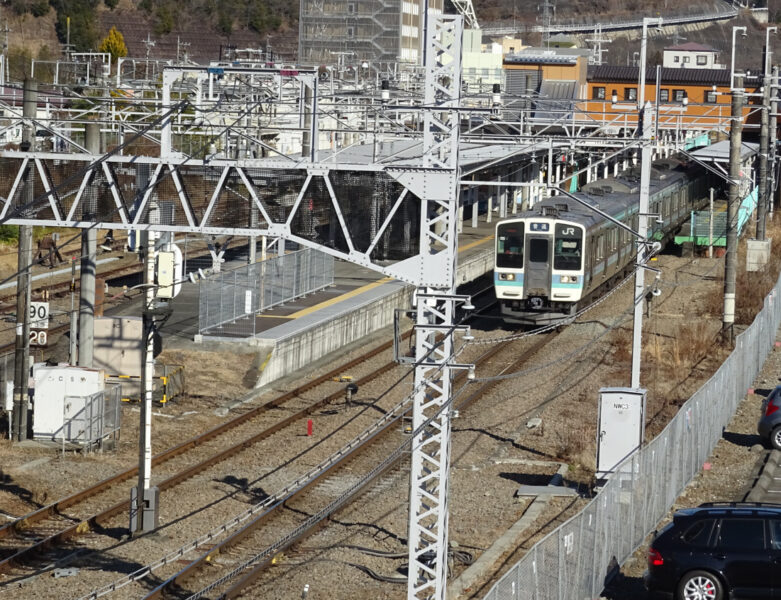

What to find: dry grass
left=646, top=321, right=714, bottom=375
left=550, top=418, right=594, bottom=466
left=609, top=328, right=633, bottom=364
left=702, top=216, right=781, bottom=324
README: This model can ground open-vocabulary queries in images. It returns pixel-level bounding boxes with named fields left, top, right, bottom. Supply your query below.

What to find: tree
left=99, top=26, right=128, bottom=64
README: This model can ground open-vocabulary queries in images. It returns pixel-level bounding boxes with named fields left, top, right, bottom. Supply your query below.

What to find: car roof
left=674, top=502, right=781, bottom=520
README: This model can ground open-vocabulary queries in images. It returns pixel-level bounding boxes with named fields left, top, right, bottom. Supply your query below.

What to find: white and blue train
left=494, top=156, right=714, bottom=326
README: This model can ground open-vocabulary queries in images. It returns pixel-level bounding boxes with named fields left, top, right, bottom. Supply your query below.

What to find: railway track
left=0, top=333, right=409, bottom=578
left=134, top=330, right=556, bottom=600
left=0, top=285, right=499, bottom=598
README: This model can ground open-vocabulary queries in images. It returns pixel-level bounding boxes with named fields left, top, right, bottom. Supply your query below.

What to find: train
left=494, top=155, right=715, bottom=326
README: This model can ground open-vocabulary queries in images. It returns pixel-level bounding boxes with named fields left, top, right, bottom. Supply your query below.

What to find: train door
left=524, top=234, right=552, bottom=296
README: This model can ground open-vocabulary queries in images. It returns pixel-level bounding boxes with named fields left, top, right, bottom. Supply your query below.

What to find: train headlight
left=499, top=273, right=516, bottom=281
left=560, top=275, right=578, bottom=283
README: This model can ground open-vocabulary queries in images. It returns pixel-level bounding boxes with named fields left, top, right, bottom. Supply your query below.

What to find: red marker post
left=307, top=419, right=313, bottom=436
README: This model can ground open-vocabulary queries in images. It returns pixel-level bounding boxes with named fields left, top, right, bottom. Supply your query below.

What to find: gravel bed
left=1, top=231, right=778, bottom=600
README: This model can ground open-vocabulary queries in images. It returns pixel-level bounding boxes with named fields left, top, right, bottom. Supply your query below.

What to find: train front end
left=494, top=217, right=585, bottom=326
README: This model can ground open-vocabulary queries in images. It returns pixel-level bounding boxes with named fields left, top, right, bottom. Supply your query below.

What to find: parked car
left=758, top=384, right=781, bottom=450
left=644, top=502, right=781, bottom=600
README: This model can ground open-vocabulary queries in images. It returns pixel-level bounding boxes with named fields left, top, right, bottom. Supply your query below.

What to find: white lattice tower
left=451, top=0, right=479, bottom=29
left=407, top=12, right=463, bottom=600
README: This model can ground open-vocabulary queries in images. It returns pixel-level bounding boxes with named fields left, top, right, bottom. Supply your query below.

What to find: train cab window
left=554, top=224, right=582, bottom=270
left=496, top=223, right=524, bottom=268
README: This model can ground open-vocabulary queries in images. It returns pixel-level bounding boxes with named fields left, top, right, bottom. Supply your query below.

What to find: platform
left=674, top=187, right=757, bottom=248
left=143, top=217, right=500, bottom=389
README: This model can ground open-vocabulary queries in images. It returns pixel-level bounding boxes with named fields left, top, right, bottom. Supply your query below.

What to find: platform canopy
left=688, top=140, right=758, bottom=163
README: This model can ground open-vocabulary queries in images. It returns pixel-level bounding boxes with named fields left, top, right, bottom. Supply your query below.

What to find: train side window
left=597, top=235, right=604, bottom=261
left=554, top=224, right=582, bottom=271
left=496, top=223, right=524, bottom=269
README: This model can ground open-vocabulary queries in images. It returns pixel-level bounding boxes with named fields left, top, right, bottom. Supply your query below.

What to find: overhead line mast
left=451, top=0, right=479, bottom=29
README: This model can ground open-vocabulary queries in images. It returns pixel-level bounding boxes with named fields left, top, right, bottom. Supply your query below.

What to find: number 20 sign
left=30, top=330, right=47, bottom=347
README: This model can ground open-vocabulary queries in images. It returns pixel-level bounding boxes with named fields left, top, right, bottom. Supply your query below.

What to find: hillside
left=1, top=0, right=299, bottom=68
left=467, top=0, right=738, bottom=28
left=0, top=0, right=775, bottom=72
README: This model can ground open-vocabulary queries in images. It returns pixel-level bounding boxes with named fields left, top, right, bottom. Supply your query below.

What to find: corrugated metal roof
left=586, top=65, right=760, bottom=86
left=532, top=80, right=577, bottom=123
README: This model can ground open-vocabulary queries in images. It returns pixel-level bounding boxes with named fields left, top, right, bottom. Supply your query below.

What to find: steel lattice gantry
left=0, top=14, right=467, bottom=600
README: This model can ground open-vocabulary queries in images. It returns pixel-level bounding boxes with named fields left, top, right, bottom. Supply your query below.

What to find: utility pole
left=771, top=66, right=779, bottom=220
left=1, top=20, right=10, bottom=86
left=79, top=123, right=100, bottom=368
left=143, top=33, right=155, bottom=82
left=757, top=49, right=772, bottom=240
left=12, top=78, right=36, bottom=441
left=723, top=75, right=744, bottom=346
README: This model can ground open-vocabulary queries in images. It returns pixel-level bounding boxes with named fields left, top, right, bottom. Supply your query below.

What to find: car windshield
left=554, top=224, right=582, bottom=271
left=497, top=223, right=524, bottom=269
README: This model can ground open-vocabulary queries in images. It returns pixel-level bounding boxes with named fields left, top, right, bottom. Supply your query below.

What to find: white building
left=663, top=42, right=722, bottom=69
left=298, top=0, right=444, bottom=69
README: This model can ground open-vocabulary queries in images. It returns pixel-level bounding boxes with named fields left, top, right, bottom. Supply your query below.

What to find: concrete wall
left=255, top=247, right=494, bottom=388
left=255, top=283, right=410, bottom=388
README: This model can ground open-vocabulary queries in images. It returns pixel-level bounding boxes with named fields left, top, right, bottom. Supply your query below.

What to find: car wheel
left=772, top=425, right=781, bottom=451
left=676, top=570, right=723, bottom=600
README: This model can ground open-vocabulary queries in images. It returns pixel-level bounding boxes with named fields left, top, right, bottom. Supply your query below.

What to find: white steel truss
left=451, top=0, right=479, bottom=29
left=408, top=13, right=463, bottom=600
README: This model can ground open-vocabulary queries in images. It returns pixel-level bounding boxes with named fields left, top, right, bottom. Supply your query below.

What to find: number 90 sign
left=30, top=302, right=49, bottom=329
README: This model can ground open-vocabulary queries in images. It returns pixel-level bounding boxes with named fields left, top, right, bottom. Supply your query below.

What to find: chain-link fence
left=199, top=248, right=334, bottom=336
left=60, top=385, right=121, bottom=451
left=483, top=273, right=781, bottom=600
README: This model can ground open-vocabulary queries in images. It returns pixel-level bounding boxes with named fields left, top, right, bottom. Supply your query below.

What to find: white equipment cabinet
left=33, top=366, right=104, bottom=440
left=596, top=387, right=647, bottom=480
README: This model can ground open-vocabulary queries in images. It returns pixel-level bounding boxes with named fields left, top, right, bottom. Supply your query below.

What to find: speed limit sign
left=30, top=302, right=49, bottom=329
left=30, top=330, right=47, bottom=347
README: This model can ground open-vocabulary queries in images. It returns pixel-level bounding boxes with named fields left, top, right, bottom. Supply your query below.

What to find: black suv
left=758, top=385, right=781, bottom=450
left=644, top=503, right=781, bottom=600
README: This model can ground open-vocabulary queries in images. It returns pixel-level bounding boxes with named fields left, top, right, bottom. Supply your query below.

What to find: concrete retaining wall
left=255, top=283, right=411, bottom=387
left=255, top=247, right=495, bottom=388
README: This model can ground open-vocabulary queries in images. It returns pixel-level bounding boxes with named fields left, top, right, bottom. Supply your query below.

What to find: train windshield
left=554, top=224, right=582, bottom=271
left=496, top=223, right=524, bottom=268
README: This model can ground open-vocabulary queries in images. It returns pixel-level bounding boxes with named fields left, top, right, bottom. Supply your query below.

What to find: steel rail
left=0, top=333, right=407, bottom=573
left=146, top=330, right=555, bottom=600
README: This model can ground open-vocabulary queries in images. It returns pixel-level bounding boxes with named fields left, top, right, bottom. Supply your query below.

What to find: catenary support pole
left=12, top=78, right=36, bottom=441
left=723, top=76, right=744, bottom=345
left=630, top=104, right=653, bottom=389
left=78, top=122, right=100, bottom=368
left=407, top=11, right=466, bottom=600
left=131, top=168, right=158, bottom=534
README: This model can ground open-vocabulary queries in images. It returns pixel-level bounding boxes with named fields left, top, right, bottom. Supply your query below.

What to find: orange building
left=579, top=65, right=762, bottom=133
